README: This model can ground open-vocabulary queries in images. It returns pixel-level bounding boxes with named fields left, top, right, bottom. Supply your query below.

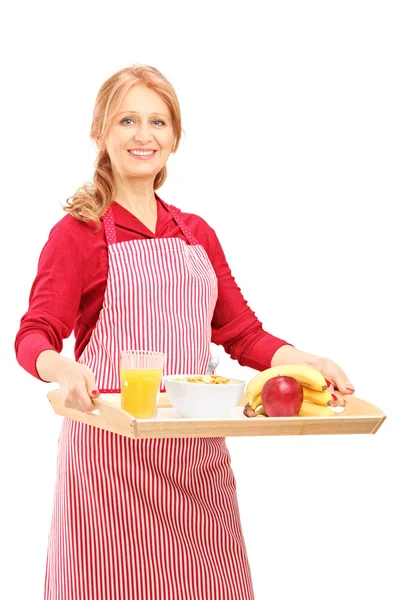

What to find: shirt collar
left=105, top=192, right=174, bottom=236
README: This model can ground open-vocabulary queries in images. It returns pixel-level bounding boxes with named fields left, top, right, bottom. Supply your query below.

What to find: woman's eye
left=121, top=118, right=165, bottom=126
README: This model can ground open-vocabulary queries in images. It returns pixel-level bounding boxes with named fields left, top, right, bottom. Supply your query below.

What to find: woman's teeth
left=129, top=150, right=155, bottom=156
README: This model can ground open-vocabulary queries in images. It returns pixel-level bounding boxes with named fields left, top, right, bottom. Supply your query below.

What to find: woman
left=15, top=64, right=354, bottom=600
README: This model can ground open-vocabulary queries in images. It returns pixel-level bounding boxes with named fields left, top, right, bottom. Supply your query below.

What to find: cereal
left=173, top=375, right=240, bottom=385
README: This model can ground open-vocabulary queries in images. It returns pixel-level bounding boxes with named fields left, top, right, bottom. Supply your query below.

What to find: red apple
left=261, top=376, right=303, bottom=417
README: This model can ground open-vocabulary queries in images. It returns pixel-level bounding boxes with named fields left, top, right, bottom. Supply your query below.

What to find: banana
left=302, top=387, right=333, bottom=406
left=254, top=404, right=267, bottom=417
left=243, top=398, right=263, bottom=418
left=298, top=402, right=335, bottom=417
left=246, top=364, right=327, bottom=406
left=243, top=402, right=266, bottom=418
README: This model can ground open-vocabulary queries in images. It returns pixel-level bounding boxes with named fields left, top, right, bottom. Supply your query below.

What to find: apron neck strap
left=103, top=206, right=117, bottom=245
left=167, top=204, right=200, bottom=245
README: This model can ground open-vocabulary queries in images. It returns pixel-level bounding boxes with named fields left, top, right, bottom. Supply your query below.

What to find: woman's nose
left=134, top=124, right=152, bottom=143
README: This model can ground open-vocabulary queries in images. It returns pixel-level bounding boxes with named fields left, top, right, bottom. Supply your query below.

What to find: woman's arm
left=15, top=220, right=85, bottom=381
left=271, top=345, right=322, bottom=369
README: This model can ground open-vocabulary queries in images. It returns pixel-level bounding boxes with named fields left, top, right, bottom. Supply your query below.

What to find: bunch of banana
left=243, top=364, right=335, bottom=418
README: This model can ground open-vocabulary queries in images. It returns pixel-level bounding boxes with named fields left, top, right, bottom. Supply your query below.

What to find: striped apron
left=44, top=202, right=255, bottom=599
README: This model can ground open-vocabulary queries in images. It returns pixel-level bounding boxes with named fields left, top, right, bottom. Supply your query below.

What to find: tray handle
left=47, top=389, right=139, bottom=438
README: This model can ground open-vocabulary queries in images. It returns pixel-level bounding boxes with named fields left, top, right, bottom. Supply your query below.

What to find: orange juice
left=120, top=368, right=163, bottom=418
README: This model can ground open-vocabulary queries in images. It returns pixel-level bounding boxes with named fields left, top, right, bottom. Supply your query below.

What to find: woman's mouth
left=128, top=149, right=157, bottom=161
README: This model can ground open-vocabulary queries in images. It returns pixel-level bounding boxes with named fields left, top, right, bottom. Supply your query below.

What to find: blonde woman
left=15, top=64, right=354, bottom=599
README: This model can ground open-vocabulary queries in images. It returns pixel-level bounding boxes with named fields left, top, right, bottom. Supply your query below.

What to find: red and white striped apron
left=44, top=202, right=255, bottom=599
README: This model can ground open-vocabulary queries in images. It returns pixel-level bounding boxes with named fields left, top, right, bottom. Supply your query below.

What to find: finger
left=335, top=380, right=355, bottom=395
left=329, top=370, right=355, bottom=395
left=327, top=381, right=352, bottom=393
left=325, top=380, right=340, bottom=393
left=83, top=372, right=100, bottom=400
left=70, top=384, right=96, bottom=413
left=331, top=391, right=346, bottom=407
left=329, top=391, right=348, bottom=413
left=65, top=394, right=93, bottom=413
left=79, top=394, right=97, bottom=413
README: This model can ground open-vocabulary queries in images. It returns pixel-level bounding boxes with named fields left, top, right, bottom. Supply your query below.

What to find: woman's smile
left=128, top=148, right=158, bottom=160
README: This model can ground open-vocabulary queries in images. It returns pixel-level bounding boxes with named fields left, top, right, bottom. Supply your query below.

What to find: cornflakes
left=173, top=374, right=240, bottom=385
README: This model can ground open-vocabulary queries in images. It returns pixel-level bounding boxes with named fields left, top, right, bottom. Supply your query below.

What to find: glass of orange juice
left=120, top=350, right=165, bottom=418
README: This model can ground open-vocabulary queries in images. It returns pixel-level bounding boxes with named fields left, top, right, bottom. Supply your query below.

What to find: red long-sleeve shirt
left=15, top=194, right=292, bottom=381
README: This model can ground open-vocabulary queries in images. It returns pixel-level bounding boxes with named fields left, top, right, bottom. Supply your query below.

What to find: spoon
left=206, top=356, right=220, bottom=375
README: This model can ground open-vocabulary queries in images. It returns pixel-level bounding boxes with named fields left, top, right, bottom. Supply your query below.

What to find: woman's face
left=105, top=84, right=175, bottom=181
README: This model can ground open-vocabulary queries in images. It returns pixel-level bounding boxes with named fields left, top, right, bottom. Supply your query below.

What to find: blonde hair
left=62, top=64, right=183, bottom=231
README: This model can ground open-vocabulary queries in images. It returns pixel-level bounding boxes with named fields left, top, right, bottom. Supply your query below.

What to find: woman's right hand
left=56, top=360, right=100, bottom=413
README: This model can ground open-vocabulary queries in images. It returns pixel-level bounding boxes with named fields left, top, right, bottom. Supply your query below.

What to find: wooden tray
left=47, top=390, right=386, bottom=439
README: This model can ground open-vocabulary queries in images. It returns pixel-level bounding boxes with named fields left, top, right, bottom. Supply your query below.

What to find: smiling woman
left=16, top=64, right=263, bottom=600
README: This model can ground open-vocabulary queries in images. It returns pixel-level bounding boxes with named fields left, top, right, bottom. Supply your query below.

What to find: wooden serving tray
left=47, top=390, right=386, bottom=439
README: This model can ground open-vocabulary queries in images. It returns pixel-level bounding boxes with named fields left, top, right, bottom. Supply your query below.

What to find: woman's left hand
left=271, top=346, right=355, bottom=405
left=318, top=357, right=355, bottom=404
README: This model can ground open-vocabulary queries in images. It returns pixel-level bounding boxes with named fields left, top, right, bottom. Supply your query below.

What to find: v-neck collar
left=108, top=192, right=174, bottom=237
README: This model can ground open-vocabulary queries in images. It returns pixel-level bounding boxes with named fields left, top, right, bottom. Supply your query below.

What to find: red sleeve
left=201, top=224, right=293, bottom=371
left=14, top=219, right=85, bottom=381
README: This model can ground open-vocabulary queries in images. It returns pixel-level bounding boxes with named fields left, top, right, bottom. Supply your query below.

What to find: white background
left=1, top=1, right=399, bottom=598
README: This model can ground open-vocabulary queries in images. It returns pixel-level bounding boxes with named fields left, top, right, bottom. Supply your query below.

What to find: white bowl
left=163, top=374, right=246, bottom=418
